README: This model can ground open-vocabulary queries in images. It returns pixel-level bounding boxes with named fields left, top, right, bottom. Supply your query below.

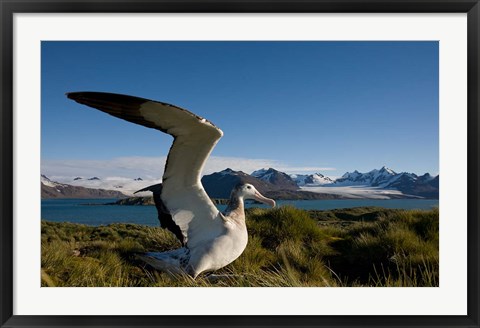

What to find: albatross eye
left=247, top=186, right=252, bottom=189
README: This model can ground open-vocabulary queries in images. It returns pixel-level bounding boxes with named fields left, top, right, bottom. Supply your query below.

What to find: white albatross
left=67, top=92, right=276, bottom=278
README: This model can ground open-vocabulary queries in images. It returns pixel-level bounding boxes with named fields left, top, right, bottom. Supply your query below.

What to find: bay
left=41, top=198, right=439, bottom=227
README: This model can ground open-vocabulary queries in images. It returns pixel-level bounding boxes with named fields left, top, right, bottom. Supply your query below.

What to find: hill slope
left=201, top=168, right=343, bottom=200
left=41, top=175, right=127, bottom=199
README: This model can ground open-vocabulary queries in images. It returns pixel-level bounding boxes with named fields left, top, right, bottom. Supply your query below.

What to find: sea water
left=41, top=198, right=439, bottom=227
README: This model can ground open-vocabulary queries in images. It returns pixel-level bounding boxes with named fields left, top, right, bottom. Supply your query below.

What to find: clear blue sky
left=41, top=41, right=439, bottom=177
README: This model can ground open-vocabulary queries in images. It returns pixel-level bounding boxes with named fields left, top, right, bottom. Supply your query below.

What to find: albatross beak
left=254, top=191, right=276, bottom=208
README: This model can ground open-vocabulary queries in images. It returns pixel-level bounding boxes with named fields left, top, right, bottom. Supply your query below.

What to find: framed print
left=1, top=0, right=479, bottom=327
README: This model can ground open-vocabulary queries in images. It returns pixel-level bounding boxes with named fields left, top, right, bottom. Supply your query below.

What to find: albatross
left=67, top=92, right=276, bottom=278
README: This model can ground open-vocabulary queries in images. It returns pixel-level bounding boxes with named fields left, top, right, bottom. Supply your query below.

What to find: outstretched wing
left=67, top=92, right=226, bottom=248
left=135, top=183, right=186, bottom=246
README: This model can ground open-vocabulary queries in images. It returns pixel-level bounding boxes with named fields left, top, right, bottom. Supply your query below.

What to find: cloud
left=42, top=156, right=167, bottom=180
left=42, top=156, right=335, bottom=178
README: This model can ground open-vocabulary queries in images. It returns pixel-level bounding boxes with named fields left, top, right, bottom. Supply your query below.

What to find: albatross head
left=236, top=184, right=276, bottom=207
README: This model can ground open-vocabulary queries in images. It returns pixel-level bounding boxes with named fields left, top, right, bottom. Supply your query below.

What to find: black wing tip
left=66, top=91, right=81, bottom=101
left=134, top=183, right=163, bottom=194
left=66, top=91, right=112, bottom=105
left=66, top=91, right=101, bottom=100
left=66, top=91, right=147, bottom=102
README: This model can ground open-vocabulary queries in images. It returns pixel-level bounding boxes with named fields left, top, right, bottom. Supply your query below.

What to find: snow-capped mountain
left=335, top=166, right=400, bottom=187
left=41, top=174, right=67, bottom=188
left=387, top=173, right=439, bottom=198
left=251, top=168, right=298, bottom=190
left=44, top=174, right=163, bottom=196
left=202, top=168, right=338, bottom=200
left=417, top=173, right=435, bottom=183
left=41, top=175, right=127, bottom=199
left=203, top=168, right=298, bottom=199
left=202, top=168, right=273, bottom=198
left=42, top=165, right=438, bottom=200
left=291, top=173, right=335, bottom=186
left=329, top=167, right=438, bottom=198
left=251, top=168, right=269, bottom=178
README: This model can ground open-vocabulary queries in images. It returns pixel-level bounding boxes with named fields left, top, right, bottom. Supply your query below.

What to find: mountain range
left=201, top=168, right=342, bottom=200
left=202, top=166, right=438, bottom=199
left=331, top=166, right=439, bottom=198
left=41, top=166, right=439, bottom=200
left=41, top=175, right=128, bottom=199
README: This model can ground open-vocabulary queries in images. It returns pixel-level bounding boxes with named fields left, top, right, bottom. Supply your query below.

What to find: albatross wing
left=67, top=92, right=225, bottom=248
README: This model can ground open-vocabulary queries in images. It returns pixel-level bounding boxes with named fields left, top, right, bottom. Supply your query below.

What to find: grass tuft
left=41, top=206, right=438, bottom=287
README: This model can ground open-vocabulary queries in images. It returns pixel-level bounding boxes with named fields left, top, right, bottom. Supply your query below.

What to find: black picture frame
left=1, top=1, right=479, bottom=327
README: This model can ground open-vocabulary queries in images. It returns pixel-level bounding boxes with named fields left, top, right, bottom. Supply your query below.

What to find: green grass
left=41, top=206, right=439, bottom=287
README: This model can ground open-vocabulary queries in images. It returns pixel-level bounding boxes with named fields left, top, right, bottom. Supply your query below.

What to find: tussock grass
left=41, top=206, right=438, bottom=287
left=325, top=207, right=439, bottom=286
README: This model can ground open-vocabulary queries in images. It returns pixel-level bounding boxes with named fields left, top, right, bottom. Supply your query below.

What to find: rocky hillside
left=251, top=168, right=298, bottom=189
left=201, top=168, right=278, bottom=198
left=387, top=173, right=439, bottom=199
left=41, top=175, right=127, bottom=199
left=201, top=168, right=344, bottom=200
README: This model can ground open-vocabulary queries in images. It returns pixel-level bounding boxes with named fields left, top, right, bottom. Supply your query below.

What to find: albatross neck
left=224, top=194, right=245, bottom=217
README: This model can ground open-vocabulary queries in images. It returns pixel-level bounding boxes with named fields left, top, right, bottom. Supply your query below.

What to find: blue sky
left=41, top=41, right=438, bottom=179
